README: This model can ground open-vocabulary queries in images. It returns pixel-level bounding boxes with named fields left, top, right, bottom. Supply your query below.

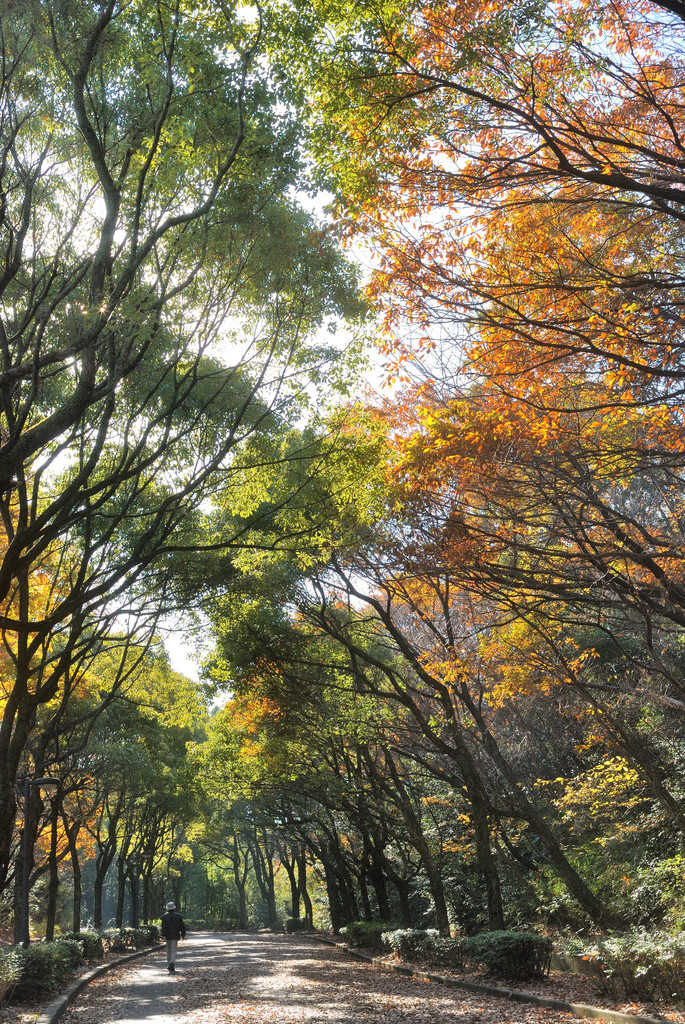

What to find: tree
left=0, top=0, right=362, bottom=890
left=290, top=0, right=685, bottom=673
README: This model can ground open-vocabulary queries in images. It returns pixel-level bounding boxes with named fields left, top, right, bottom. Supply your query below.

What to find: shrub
left=103, top=927, right=153, bottom=952
left=121, top=927, right=153, bottom=949
left=141, top=924, right=160, bottom=943
left=285, top=917, right=305, bottom=932
left=11, top=940, right=84, bottom=1000
left=560, top=929, right=685, bottom=1001
left=102, top=928, right=126, bottom=952
left=51, top=939, right=84, bottom=971
left=340, top=921, right=395, bottom=952
left=0, top=947, right=21, bottom=1004
left=463, top=930, right=552, bottom=981
left=381, top=930, right=467, bottom=969
left=432, top=937, right=467, bottom=970
left=59, top=931, right=104, bottom=960
left=382, top=928, right=440, bottom=960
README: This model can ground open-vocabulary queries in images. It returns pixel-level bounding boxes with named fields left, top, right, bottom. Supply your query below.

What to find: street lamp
left=21, top=777, right=60, bottom=948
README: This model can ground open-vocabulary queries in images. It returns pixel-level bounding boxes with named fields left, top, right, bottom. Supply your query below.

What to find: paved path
left=59, top=932, right=592, bottom=1024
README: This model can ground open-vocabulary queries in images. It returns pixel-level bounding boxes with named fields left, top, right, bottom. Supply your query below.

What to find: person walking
left=161, top=901, right=186, bottom=972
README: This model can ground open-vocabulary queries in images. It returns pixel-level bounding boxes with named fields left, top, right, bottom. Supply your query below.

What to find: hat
left=166, top=901, right=176, bottom=910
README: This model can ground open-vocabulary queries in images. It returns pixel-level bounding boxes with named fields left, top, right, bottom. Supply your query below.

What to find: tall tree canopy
left=0, top=0, right=362, bottom=892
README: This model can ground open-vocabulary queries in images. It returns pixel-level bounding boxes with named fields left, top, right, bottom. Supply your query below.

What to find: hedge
left=59, top=931, right=104, bottom=961
left=463, top=930, right=552, bottom=981
left=0, top=947, right=21, bottom=1004
left=381, top=927, right=551, bottom=981
left=285, top=917, right=306, bottom=932
left=561, top=929, right=685, bottom=1001
left=103, top=926, right=158, bottom=952
left=10, top=940, right=85, bottom=1001
left=382, top=928, right=440, bottom=960
left=340, top=921, right=396, bottom=952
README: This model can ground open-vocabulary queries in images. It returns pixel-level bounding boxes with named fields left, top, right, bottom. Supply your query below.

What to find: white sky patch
left=162, top=617, right=206, bottom=681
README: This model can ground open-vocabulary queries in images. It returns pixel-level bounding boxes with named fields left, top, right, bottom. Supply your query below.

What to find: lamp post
left=21, top=777, right=60, bottom=948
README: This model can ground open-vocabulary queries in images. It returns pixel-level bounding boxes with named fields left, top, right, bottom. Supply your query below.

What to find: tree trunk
left=128, top=865, right=140, bottom=928
left=279, top=846, right=300, bottom=919
left=467, top=697, right=623, bottom=930
left=62, top=811, right=83, bottom=935
left=395, top=876, right=412, bottom=927
left=372, top=750, right=451, bottom=935
left=322, top=860, right=344, bottom=933
left=142, top=868, right=153, bottom=925
left=231, top=836, right=250, bottom=930
left=250, top=830, right=278, bottom=930
left=297, top=849, right=313, bottom=928
left=359, top=869, right=373, bottom=921
left=367, top=847, right=391, bottom=921
left=115, top=855, right=126, bottom=929
left=93, top=796, right=122, bottom=930
left=434, top=703, right=505, bottom=931
left=45, top=797, right=60, bottom=941
left=93, top=850, right=115, bottom=930
left=72, top=855, right=82, bottom=934
left=12, top=855, right=23, bottom=945
left=338, top=868, right=360, bottom=925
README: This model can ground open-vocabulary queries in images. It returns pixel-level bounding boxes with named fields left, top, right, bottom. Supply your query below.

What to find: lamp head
left=33, top=777, right=59, bottom=796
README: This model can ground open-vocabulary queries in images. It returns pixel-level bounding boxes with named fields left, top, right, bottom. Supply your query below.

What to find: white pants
left=166, top=939, right=178, bottom=964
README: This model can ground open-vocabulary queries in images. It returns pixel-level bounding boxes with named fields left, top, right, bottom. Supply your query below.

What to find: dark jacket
left=161, top=910, right=186, bottom=940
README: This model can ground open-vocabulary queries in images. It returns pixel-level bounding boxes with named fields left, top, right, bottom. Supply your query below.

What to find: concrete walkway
left=60, top=933, right=219, bottom=1024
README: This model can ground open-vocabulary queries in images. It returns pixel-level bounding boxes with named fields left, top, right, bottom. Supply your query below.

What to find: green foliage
left=51, top=939, right=84, bottom=971
left=462, top=931, right=552, bottom=982
left=121, top=927, right=155, bottom=950
left=561, top=930, right=685, bottom=1001
left=285, top=917, right=306, bottom=932
left=103, top=927, right=154, bottom=952
left=381, top=928, right=439, bottom=959
left=0, top=947, right=21, bottom=1004
left=431, top=938, right=468, bottom=970
left=340, top=921, right=395, bottom=951
left=621, top=858, right=685, bottom=927
left=59, top=932, right=104, bottom=961
left=381, top=929, right=466, bottom=969
left=10, top=941, right=84, bottom=1001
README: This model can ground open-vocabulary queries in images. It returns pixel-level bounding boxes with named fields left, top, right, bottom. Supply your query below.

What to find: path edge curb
left=310, top=936, right=666, bottom=1024
left=35, top=943, right=163, bottom=1024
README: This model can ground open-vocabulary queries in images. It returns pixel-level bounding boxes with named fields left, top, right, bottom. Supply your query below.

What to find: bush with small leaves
left=11, top=941, right=84, bottom=1000
left=432, top=937, right=467, bottom=970
left=102, top=928, right=127, bottom=952
left=285, top=917, right=305, bottom=932
left=340, top=921, right=395, bottom=952
left=51, top=939, right=84, bottom=971
left=382, top=929, right=440, bottom=960
left=560, top=930, right=685, bottom=1001
left=0, top=947, right=21, bottom=1004
left=102, top=927, right=151, bottom=951
left=121, top=927, right=153, bottom=949
left=59, top=932, right=104, bottom=960
left=463, top=930, right=552, bottom=981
